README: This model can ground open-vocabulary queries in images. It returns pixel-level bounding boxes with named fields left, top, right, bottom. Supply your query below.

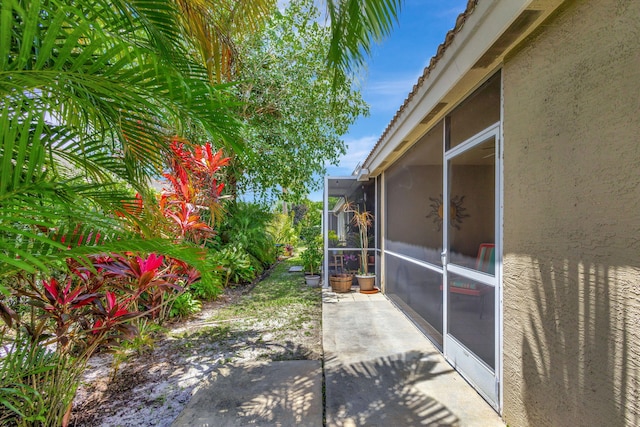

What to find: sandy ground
left=70, top=268, right=322, bottom=426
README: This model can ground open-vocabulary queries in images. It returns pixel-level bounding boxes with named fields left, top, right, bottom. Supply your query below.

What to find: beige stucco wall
left=502, top=0, right=640, bottom=425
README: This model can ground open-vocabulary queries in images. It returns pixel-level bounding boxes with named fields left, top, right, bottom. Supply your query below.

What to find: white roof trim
left=363, top=0, right=561, bottom=173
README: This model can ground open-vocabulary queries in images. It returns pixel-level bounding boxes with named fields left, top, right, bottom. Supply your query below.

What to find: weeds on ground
left=214, top=258, right=320, bottom=319
left=204, top=257, right=322, bottom=360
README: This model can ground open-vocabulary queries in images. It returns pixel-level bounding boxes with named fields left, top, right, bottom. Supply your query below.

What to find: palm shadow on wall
left=521, top=257, right=638, bottom=426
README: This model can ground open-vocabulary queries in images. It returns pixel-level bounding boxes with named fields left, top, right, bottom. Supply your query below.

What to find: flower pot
left=305, top=274, right=321, bottom=287
left=356, top=274, right=376, bottom=292
left=330, top=274, right=353, bottom=293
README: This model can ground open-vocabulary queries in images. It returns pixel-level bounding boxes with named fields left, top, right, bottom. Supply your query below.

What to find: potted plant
left=300, top=225, right=322, bottom=286
left=343, top=200, right=376, bottom=292
left=327, top=229, right=340, bottom=247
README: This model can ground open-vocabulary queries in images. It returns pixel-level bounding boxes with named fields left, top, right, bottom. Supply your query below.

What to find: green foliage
left=299, top=200, right=322, bottom=243
left=125, top=319, right=163, bottom=355
left=327, top=0, right=401, bottom=85
left=300, top=239, right=323, bottom=276
left=299, top=206, right=323, bottom=275
left=212, top=244, right=256, bottom=286
left=0, top=0, right=240, bottom=281
left=220, top=202, right=276, bottom=267
left=170, top=292, right=202, bottom=318
left=267, top=213, right=298, bottom=246
left=232, top=0, right=369, bottom=201
left=305, top=201, right=323, bottom=227
left=189, top=275, right=223, bottom=301
left=0, top=335, right=81, bottom=426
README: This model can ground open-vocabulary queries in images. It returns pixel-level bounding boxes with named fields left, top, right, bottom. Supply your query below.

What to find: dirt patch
left=71, top=261, right=321, bottom=426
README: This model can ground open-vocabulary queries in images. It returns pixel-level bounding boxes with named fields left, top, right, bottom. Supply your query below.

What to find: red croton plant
left=14, top=252, right=202, bottom=354
left=0, top=139, right=230, bottom=425
left=161, top=138, right=230, bottom=243
left=6, top=139, right=230, bottom=355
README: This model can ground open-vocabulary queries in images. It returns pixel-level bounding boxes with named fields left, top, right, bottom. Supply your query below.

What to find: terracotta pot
left=356, top=274, right=376, bottom=292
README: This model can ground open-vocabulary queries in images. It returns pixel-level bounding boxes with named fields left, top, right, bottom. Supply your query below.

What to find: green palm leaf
left=327, top=0, right=402, bottom=84
left=0, top=0, right=242, bottom=286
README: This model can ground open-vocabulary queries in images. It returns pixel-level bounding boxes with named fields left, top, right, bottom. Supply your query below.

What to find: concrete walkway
left=323, top=288, right=505, bottom=427
left=172, top=360, right=323, bottom=426
left=173, top=287, right=504, bottom=426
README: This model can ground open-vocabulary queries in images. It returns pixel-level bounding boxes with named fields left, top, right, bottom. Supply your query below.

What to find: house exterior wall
left=502, top=0, right=640, bottom=425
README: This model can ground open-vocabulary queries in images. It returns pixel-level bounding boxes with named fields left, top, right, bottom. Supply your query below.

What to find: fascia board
left=364, top=0, right=530, bottom=172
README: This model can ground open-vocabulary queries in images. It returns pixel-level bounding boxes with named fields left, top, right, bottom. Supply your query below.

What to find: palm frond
left=174, top=0, right=276, bottom=82
left=327, top=0, right=402, bottom=82
left=0, top=0, right=243, bottom=283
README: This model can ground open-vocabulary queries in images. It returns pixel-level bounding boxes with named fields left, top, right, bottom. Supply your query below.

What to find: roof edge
left=359, top=0, right=479, bottom=171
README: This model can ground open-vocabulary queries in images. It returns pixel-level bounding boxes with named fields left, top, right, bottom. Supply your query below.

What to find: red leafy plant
left=161, top=139, right=230, bottom=244
left=13, top=251, right=200, bottom=355
left=94, top=253, right=200, bottom=320
left=15, top=267, right=136, bottom=355
left=0, top=138, right=230, bottom=425
left=91, top=291, right=138, bottom=343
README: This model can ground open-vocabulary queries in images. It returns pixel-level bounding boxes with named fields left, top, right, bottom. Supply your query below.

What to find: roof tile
left=363, top=0, right=478, bottom=169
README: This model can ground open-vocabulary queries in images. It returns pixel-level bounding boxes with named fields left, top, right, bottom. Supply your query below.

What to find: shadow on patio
left=322, top=289, right=504, bottom=426
left=325, top=350, right=459, bottom=426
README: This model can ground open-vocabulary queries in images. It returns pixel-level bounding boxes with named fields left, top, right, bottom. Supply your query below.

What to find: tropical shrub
left=161, top=139, right=230, bottom=244
left=298, top=200, right=322, bottom=242
left=212, top=245, right=256, bottom=286
left=267, top=213, right=298, bottom=248
left=219, top=202, right=276, bottom=268
left=169, top=292, right=202, bottom=318
left=300, top=218, right=323, bottom=275
left=0, top=274, right=141, bottom=424
left=0, top=250, right=210, bottom=423
left=300, top=240, right=323, bottom=276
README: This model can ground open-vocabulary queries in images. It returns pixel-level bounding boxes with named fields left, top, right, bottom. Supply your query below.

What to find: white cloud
left=331, top=134, right=379, bottom=172
left=366, top=76, right=419, bottom=96
left=363, top=72, right=423, bottom=113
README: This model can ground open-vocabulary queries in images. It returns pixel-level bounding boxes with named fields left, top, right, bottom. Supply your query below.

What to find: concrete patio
left=323, top=287, right=504, bottom=427
left=173, top=286, right=504, bottom=426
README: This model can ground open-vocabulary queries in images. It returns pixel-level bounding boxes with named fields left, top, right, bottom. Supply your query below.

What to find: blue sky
left=310, top=0, right=468, bottom=199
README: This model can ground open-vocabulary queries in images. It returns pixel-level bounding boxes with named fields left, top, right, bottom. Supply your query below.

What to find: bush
left=169, top=292, right=202, bottom=318
left=220, top=202, right=276, bottom=268
left=300, top=236, right=323, bottom=275
left=211, top=244, right=256, bottom=286
left=189, top=275, right=223, bottom=300
left=267, top=213, right=298, bottom=247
